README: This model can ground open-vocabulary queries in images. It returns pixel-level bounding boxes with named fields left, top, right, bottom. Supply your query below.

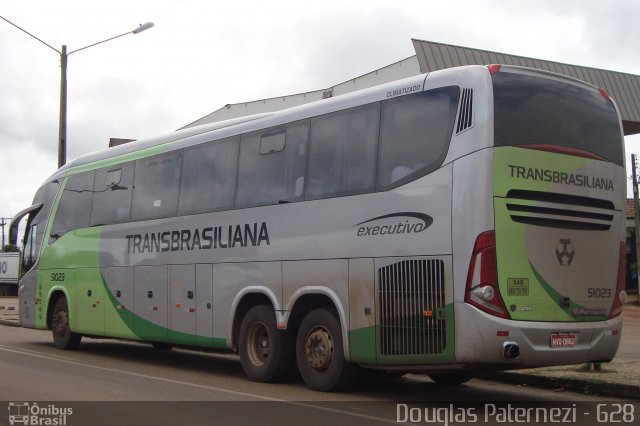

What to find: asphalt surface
left=1, top=324, right=634, bottom=426
left=1, top=296, right=639, bottom=403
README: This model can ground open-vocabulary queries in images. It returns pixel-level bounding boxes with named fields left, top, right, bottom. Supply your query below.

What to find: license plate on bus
left=550, top=333, right=577, bottom=348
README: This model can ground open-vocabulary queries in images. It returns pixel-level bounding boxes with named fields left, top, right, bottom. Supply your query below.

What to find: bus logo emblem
left=555, top=239, right=575, bottom=266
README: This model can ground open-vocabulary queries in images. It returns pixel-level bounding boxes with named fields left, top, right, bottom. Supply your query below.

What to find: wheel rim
left=246, top=321, right=270, bottom=367
left=53, top=310, right=69, bottom=340
left=304, top=325, right=334, bottom=373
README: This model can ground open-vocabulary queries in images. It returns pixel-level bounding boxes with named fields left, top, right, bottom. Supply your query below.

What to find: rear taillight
left=465, top=231, right=510, bottom=319
left=609, top=242, right=628, bottom=319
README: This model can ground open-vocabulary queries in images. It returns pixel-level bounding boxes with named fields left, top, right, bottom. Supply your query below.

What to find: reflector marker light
left=599, top=88, right=610, bottom=100
left=488, top=64, right=502, bottom=75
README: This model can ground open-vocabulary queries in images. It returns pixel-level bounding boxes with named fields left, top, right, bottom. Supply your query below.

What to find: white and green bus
left=10, top=64, right=627, bottom=391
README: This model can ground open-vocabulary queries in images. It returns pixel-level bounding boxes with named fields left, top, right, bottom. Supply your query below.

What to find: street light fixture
left=0, top=16, right=154, bottom=168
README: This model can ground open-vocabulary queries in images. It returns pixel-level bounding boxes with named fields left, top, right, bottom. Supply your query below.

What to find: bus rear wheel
left=238, top=305, right=294, bottom=382
left=296, top=308, right=356, bottom=392
left=51, top=297, right=81, bottom=350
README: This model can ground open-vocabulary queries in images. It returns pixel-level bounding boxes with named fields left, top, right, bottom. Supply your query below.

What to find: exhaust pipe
left=502, top=342, right=520, bottom=359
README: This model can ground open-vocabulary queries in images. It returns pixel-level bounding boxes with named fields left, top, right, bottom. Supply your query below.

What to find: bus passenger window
left=377, top=87, right=460, bottom=190
left=132, top=152, right=182, bottom=221
left=179, top=136, right=240, bottom=215
left=50, top=172, right=95, bottom=239
left=307, top=103, right=380, bottom=200
left=91, top=162, right=134, bottom=225
left=236, top=121, right=308, bottom=208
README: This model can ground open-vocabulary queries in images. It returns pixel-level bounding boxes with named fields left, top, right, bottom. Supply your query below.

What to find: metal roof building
left=183, top=40, right=640, bottom=136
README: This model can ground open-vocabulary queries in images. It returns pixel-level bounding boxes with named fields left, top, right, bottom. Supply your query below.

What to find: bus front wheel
left=296, top=308, right=356, bottom=391
left=238, top=305, right=294, bottom=382
left=51, top=297, right=82, bottom=350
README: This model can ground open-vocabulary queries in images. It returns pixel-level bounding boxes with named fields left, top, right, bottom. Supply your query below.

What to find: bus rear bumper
left=454, top=302, right=622, bottom=368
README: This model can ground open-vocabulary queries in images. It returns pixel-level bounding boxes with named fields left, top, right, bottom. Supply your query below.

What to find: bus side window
left=236, top=120, right=308, bottom=208
left=21, top=223, right=37, bottom=272
left=307, top=103, right=380, bottom=200
left=179, top=136, right=240, bottom=215
left=131, top=152, right=182, bottom=221
left=377, top=86, right=460, bottom=190
left=91, top=162, right=134, bottom=225
left=50, top=172, right=95, bottom=240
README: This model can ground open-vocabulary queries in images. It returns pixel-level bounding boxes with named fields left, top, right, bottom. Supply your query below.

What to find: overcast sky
left=1, top=0, right=640, bottom=223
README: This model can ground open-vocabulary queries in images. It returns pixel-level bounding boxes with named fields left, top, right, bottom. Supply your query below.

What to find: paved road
left=0, top=325, right=635, bottom=426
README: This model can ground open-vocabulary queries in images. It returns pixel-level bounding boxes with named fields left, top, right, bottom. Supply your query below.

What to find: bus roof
left=51, top=65, right=500, bottom=180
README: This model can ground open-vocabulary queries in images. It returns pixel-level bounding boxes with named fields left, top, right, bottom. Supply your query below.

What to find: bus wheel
left=296, top=308, right=356, bottom=392
left=238, top=305, right=294, bottom=382
left=428, top=372, right=472, bottom=385
left=51, top=297, right=81, bottom=350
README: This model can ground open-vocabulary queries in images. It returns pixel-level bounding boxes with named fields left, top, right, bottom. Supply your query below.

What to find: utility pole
left=0, top=217, right=6, bottom=250
left=632, top=154, right=640, bottom=304
left=0, top=15, right=154, bottom=168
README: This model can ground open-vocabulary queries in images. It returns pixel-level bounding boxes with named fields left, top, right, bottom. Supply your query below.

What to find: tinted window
left=23, top=180, right=60, bottom=266
left=91, top=162, right=134, bottom=225
left=378, top=87, right=460, bottom=189
left=493, top=72, right=624, bottom=165
left=51, top=172, right=95, bottom=238
left=307, top=103, right=380, bottom=200
left=131, top=152, right=182, bottom=220
left=179, top=136, right=240, bottom=215
left=236, top=121, right=308, bottom=208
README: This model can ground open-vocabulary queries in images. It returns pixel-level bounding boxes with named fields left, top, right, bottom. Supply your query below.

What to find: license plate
left=550, top=333, right=577, bottom=348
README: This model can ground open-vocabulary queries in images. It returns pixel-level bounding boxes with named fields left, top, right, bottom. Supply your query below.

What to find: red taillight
left=465, top=231, right=510, bottom=319
left=609, top=242, right=627, bottom=319
left=599, top=88, right=610, bottom=100
left=488, top=64, right=502, bottom=75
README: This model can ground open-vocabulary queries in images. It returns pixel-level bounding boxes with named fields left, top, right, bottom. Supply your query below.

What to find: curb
left=0, top=319, right=20, bottom=327
left=0, top=298, right=19, bottom=327
left=478, top=372, right=640, bottom=400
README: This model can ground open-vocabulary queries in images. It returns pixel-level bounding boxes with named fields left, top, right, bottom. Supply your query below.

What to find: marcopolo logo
left=555, top=239, right=575, bottom=267
left=354, top=212, right=433, bottom=237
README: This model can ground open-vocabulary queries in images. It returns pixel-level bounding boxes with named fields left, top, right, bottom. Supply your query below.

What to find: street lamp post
left=0, top=16, right=154, bottom=168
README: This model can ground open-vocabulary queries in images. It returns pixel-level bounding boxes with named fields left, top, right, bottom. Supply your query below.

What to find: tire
left=296, top=308, right=356, bottom=392
left=428, top=372, right=472, bottom=385
left=51, top=297, right=82, bottom=350
left=238, top=305, right=294, bottom=382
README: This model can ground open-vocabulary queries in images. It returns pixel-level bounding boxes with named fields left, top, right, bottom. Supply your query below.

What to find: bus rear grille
left=378, top=259, right=446, bottom=356
left=506, top=190, right=615, bottom=210
left=456, top=88, right=473, bottom=134
left=505, top=190, right=615, bottom=231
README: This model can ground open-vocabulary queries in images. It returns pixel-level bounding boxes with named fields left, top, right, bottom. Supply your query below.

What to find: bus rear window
left=493, top=72, right=624, bottom=166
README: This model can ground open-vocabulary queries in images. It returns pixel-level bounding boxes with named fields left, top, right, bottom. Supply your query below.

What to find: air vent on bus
left=505, top=190, right=615, bottom=231
left=378, top=259, right=446, bottom=356
left=456, top=88, right=474, bottom=134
